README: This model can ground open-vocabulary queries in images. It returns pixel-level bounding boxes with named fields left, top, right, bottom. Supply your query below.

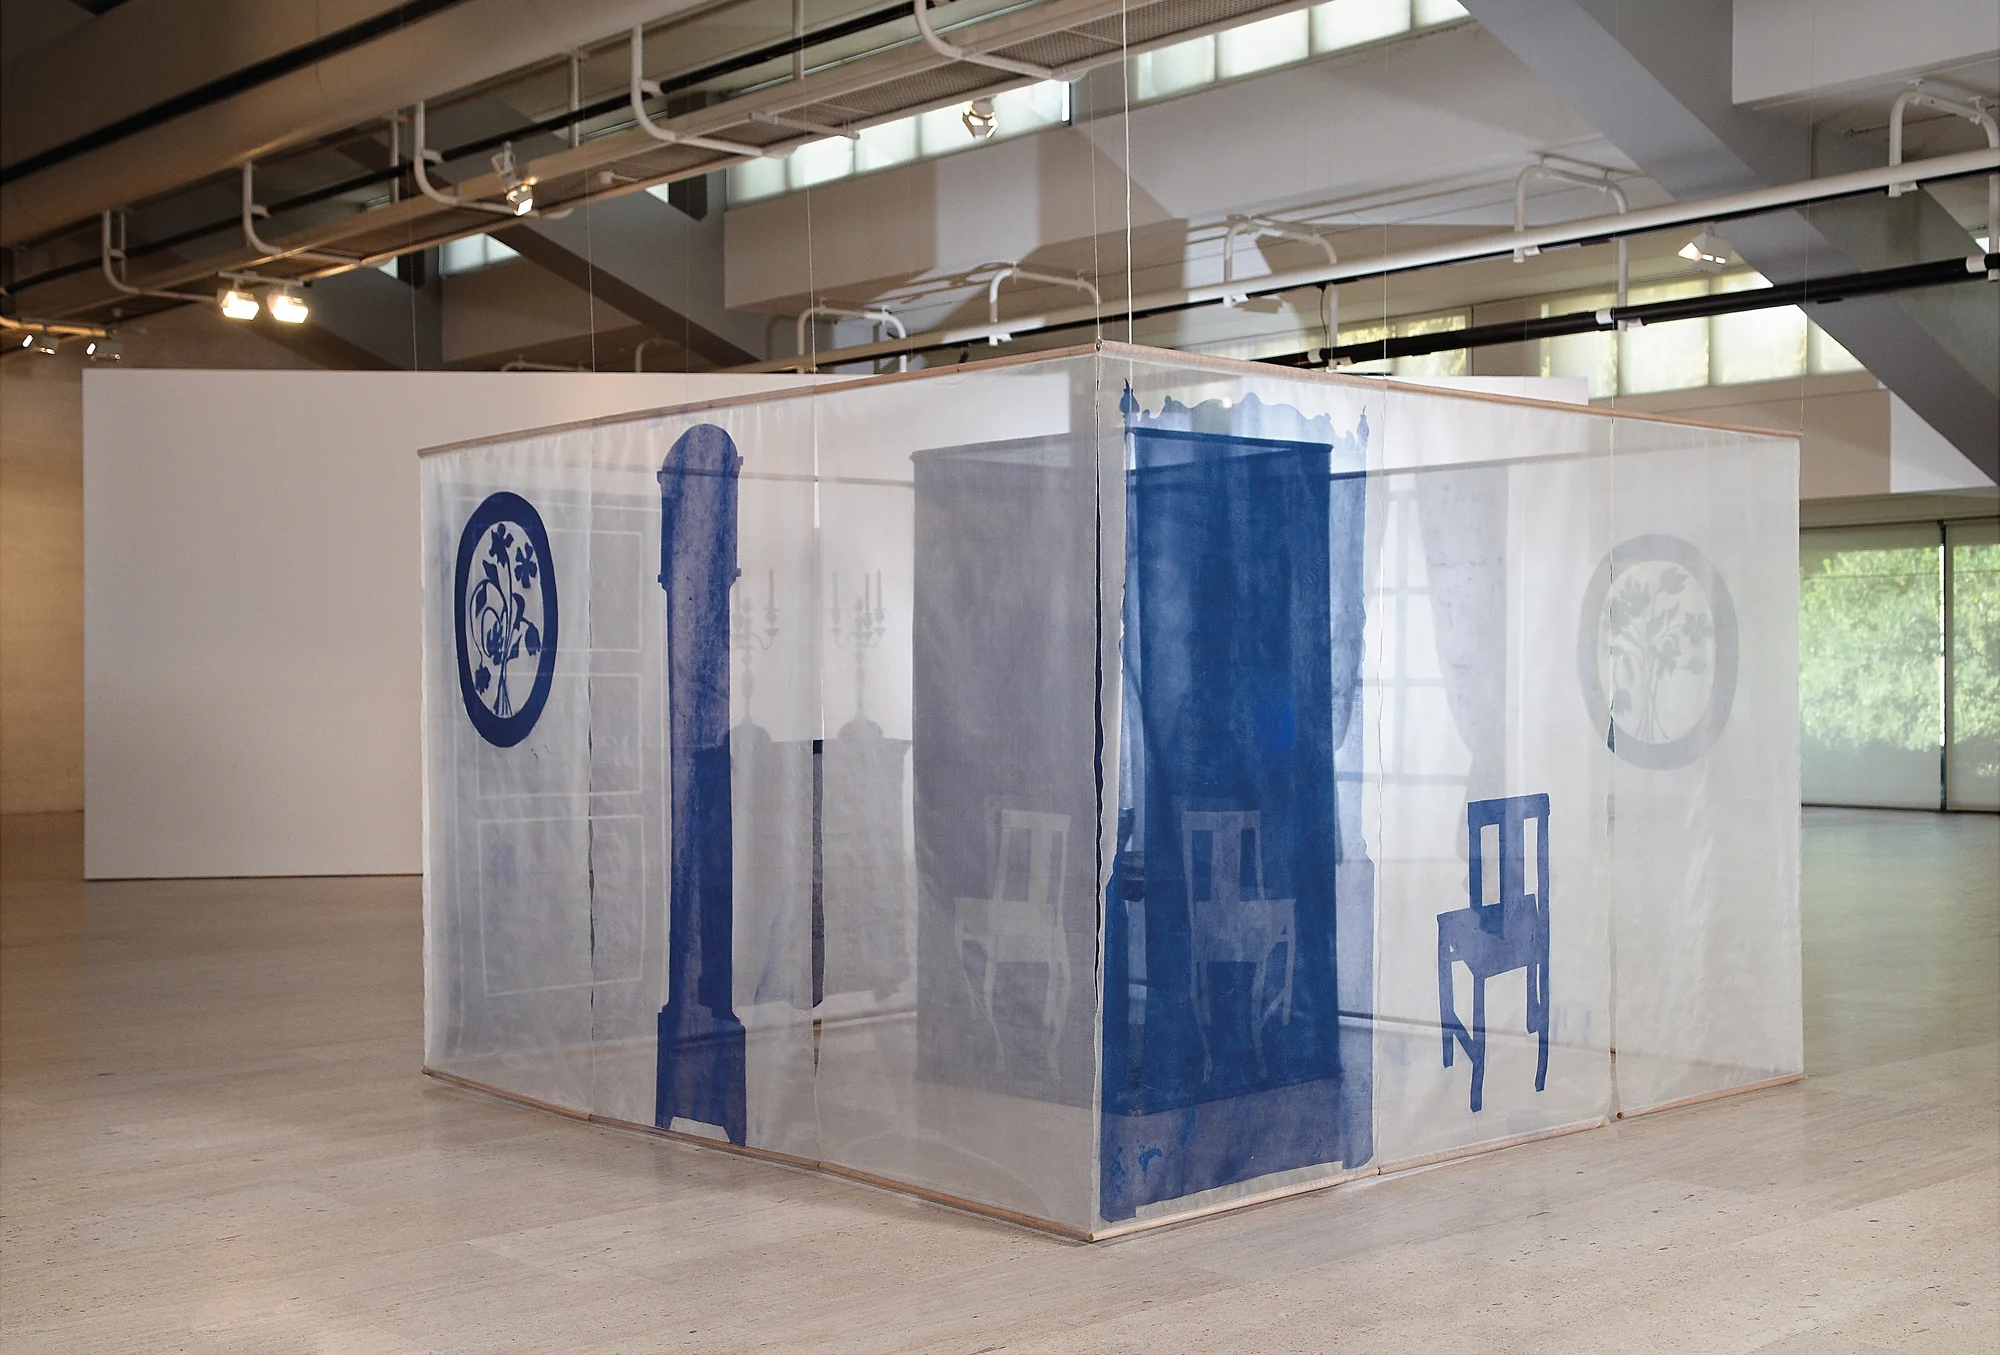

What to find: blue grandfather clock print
left=454, top=491, right=558, bottom=748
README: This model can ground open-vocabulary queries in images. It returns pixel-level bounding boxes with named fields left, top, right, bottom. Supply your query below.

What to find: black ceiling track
left=1, top=0, right=479, bottom=186
left=835, top=252, right=1999, bottom=370
left=1256, top=253, right=2000, bottom=369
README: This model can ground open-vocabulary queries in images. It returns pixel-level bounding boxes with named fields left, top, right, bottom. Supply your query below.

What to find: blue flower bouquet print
left=454, top=491, right=558, bottom=747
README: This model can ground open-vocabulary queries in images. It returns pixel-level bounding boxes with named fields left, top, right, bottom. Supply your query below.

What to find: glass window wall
left=1799, top=520, right=2000, bottom=811
left=1948, top=518, right=2000, bottom=811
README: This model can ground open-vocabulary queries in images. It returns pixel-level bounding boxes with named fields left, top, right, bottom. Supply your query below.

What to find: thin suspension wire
left=1121, top=0, right=1134, bottom=341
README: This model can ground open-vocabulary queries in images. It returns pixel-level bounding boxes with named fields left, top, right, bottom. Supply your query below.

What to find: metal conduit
left=4, top=1, right=924, bottom=294
left=732, top=145, right=2000, bottom=372
left=1263, top=252, right=2000, bottom=370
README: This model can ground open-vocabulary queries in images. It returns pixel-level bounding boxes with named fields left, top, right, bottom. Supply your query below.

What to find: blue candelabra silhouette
left=829, top=570, right=886, bottom=724
left=732, top=567, right=778, bottom=722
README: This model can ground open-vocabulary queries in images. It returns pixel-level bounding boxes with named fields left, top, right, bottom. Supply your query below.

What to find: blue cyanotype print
left=911, top=434, right=1099, bottom=1109
left=1437, top=793, right=1552, bottom=1112
left=1100, top=392, right=1373, bottom=1220
left=453, top=491, right=557, bottom=748
left=655, top=425, right=748, bottom=1145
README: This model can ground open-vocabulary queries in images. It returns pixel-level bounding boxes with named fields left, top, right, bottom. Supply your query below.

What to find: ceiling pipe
left=1263, top=249, right=2000, bottom=370
left=754, top=111, right=859, bottom=140
left=629, top=27, right=781, bottom=160
left=913, top=0, right=1058, bottom=81
left=9, top=0, right=1297, bottom=304
left=734, top=144, right=2000, bottom=372
left=913, top=0, right=1109, bottom=85
left=986, top=265, right=1100, bottom=341
left=1, top=314, right=110, bottom=339
left=0, top=0, right=717, bottom=247
left=1513, top=157, right=1629, bottom=307
left=1889, top=82, right=1998, bottom=278
left=99, top=209, right=212, bottom=304
left=412, top=100, right=533, bottom=217
left=1222, top=215, right=1337, bottom=307
left=796, top=303, right=908, bottom=371
left=243, top=162, right=366, bottom=267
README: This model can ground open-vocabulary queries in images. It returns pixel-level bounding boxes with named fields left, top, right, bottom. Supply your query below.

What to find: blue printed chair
left=1184, top=810, right=1295, bottom=1078
left=1437, top=794, right=1550, bottom=1112
left=954, top=810, right=1072, bottom=1076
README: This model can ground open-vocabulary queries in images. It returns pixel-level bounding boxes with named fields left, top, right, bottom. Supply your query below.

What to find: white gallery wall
left=83, top=370, right=811, bottom=880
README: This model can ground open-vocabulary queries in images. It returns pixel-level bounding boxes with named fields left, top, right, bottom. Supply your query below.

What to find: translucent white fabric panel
left=423, top=433, right=598, bottom=1110
left=419, top=346, right=1804, bottom=1236
left=614, top=402, right=821, bottom=1154
left=572, top=421, right=669, bottom=1129
left=1603, top=421, right=1802, bottom=1113
left=1099, top=355, right=1383, bottom=1226
left=813, top=357, right=1100, bottom=1233
left=1364, top=386, right=1615, bottom=1166
left=716, top=402, right=822, bottom=1157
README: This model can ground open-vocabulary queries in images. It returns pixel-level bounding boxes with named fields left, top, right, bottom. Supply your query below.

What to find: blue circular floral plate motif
left=1577, top=534, right=1738, bottom=770
left=454, top=491, right=557, bottom=748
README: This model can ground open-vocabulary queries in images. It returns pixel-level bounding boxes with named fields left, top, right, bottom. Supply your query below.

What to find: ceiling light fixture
left=493, top=143, right=534, bottom=215
left=85, top=337, right=124, bottom=361
left=962, top=98, right=997, bottom=140
left=1678, top=226, right=1730, bottom=272
left=218, top=285, right=260, bottom=320
left=267, top=286, right=310, bottom=324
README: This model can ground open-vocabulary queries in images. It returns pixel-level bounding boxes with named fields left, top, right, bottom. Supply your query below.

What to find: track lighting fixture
left=85, top=337, right=124, bottom=361
left=1678, top=227, right=1730, bottom=272
left=16, top=330, right=60, bottom=354
left=219, top=285, right=260, bottom=320
left=962, top=98, right=997, bottom=140
left=267, top=286, right=310, bottom=324
left=493, top=142, right=534, bottom=215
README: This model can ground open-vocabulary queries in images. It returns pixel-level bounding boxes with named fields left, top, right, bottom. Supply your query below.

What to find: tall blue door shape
left=655, top=425, right=748, bottom=1144
left=1101, top=403, right=1370, bottom=1220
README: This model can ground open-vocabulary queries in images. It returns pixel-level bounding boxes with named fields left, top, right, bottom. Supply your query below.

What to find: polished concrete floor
left=2, top=808, right=1995, bottom=1353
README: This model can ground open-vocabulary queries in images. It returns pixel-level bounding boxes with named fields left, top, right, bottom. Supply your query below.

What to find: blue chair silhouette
left=1437, top=794, right=1549, bottom=1112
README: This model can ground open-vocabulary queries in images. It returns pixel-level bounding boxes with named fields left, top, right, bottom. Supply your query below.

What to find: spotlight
left=267, top=286, right=310, bottom=324
left=219, top=285, right=260, bottom=320
left=961, top=97, right=997, bottom=140
left=24, top=330, right=59, bottom=355
left=85, top=337, right=124, bottom=362
left=1677, top=227, right=1730, bottom=272
left=493, top=142, right=534, bottom=215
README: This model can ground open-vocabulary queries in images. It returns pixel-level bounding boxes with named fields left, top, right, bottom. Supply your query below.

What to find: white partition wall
left=83, top=370, right=812, bottom=879
left=421, top=343, right=1801, bottom=1238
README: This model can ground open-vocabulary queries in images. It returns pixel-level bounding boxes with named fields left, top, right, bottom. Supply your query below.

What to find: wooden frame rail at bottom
left=421, top=1065, right=1807, bottom=1242
left=422, top=1066, right=1092, bottom=1241
left=1614, top=1072, right=1805, bottom=1120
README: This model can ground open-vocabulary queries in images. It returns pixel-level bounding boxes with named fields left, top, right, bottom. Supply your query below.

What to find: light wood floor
left=2, top=808, right=1995, bottom=1353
